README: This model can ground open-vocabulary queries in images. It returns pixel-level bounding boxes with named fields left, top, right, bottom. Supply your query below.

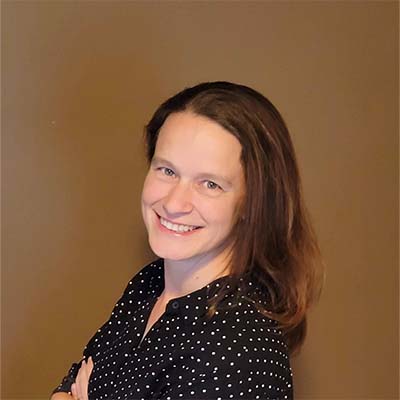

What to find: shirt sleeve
left=51, top=264, right=152, bottom=395
left=155, top=360, right=293, bottom=400
left=51, top=285, right=130, bottom=394
left=51, top=360, right=83, bottom=395
left=153, top=326, right=293, bottom=400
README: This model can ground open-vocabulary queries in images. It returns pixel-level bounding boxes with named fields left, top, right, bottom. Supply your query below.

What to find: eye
left=159, top=167, right=175, bottom=177
left=204, top=180, right=222, bottom=190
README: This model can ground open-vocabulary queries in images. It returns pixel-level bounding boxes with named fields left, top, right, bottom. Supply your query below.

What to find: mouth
left=155, top=212, right=202, bottom=234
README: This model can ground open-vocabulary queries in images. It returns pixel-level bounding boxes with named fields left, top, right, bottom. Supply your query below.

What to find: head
left=141, top=110, right=245, bottom=269
left=143, top=81, right=323, bottom=353
left=144, top=81, right=300, bottom=273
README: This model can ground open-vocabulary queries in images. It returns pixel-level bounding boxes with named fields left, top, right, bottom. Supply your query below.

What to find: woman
left=52, top=81, right=323, bottom=400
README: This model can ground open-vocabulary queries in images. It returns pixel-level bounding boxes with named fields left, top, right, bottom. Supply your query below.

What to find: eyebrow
left=151, top=157, right=234, bottom=187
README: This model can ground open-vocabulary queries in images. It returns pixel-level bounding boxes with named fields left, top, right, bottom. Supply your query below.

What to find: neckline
left=156, top=258, right=235, bottom=302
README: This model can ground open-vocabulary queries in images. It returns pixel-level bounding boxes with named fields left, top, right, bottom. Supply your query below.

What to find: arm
left=51, top=361, right=82, bottom=398
left=153, top=315, right=293, bottom=400
left=157, top=363, right=293, bottom=400
left=50, top=263, right=155, bottom=398
left=49, top=278, right=131, bottom=397
left=50, top=393, right=73, bottom=400
left=50, top=358, right=93, bottom=400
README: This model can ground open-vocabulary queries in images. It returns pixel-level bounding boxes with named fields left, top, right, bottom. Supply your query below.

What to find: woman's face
left=141, top=111, right=245, bottom=264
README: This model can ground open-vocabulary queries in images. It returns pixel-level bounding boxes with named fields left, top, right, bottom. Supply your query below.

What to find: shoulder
left=119, top=259, right=164, bottom=300
left=174, top=299, right=293, bottom=399
left=107, top=259, right=163, bottom=317
left=201, top=298, right=293, bottom=397
left=125, top=258, right=163, bottom=290
left=212, top=298, right=290, bottom=359
left=84, top=259, right=163, bottom=355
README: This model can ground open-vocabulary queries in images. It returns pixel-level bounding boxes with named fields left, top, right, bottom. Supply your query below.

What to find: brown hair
left=145, top=81, right=324, bottom=354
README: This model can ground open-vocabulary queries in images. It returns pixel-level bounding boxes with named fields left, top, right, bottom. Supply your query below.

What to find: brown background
left=2, top=1, right=398, bottom=399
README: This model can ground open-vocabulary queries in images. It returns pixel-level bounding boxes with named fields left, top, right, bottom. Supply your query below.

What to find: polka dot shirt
left=53, top=259, right=293, bottom=399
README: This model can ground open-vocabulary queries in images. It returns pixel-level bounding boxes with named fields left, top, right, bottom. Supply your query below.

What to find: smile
left=159, top=216, right=200, bottom=233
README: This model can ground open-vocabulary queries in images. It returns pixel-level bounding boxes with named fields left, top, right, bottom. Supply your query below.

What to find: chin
left=148, top=239, right=192, bottom=261
left=151, top=249, right=194, bottom=262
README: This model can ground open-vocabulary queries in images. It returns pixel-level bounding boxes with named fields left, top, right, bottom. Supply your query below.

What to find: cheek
left=141, top=176, right=159, bottom=228
left=142, top=174, right=160, bottom=205
left=199, top=198, right=238, bottom=228
left=222, top=193, right=244, bottom=228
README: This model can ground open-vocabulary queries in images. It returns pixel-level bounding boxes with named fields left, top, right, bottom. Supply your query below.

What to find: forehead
left=155, top=112, right=243, bottom=176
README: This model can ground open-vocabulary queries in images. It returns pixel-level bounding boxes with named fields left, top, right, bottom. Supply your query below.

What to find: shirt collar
left=148, top=259, right=260, bottom=322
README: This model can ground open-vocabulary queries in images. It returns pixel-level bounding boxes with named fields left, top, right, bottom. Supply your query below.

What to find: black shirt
left=54, top=259, right=293, bottom=399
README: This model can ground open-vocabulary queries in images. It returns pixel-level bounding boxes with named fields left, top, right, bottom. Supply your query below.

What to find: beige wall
left=2, top=1, right=398, bottom=399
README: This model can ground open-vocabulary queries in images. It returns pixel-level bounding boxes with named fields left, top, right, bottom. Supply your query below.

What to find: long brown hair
left=145, top=81, right=324, bottom=354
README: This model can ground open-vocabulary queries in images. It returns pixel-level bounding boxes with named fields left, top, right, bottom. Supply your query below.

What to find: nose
left=163, top=181, right=194, bottom=216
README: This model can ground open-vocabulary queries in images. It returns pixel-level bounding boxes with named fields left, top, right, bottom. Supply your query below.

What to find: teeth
left=160, top=217, right=198, bottom=233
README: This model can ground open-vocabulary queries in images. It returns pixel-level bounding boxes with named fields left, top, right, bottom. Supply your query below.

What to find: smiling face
left=141, top=111, right=245, bottom=266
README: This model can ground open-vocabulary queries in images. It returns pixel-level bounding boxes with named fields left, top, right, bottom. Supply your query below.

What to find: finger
left=75, top=359, right=92, bottom=400
left=87, top=356, right=94, bottom=374
left=75, top=360, right=86, bottom=400
left=70, top=383, right=79, bottom=400
left=82, top=358, right=94, bottom=400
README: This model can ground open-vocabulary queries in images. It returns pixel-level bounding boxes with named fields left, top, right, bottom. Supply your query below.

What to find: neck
left=161, top=248, right=231, bottom=301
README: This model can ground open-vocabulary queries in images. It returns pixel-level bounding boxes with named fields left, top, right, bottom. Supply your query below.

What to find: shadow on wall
left=3, top=6, right=164, bottom=394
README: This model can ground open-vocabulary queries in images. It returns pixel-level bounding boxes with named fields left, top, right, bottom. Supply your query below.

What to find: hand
left=50, top=392, right=74, bottom=400
left=70, top=357, right=94, bottom=400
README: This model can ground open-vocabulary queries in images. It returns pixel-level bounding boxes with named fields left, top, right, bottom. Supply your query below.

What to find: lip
left=154, top=212, right=202, bottom=236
